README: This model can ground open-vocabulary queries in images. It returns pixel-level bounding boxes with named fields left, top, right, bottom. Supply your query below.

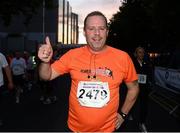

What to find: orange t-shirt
left=51, top=45, right=137, bottom=132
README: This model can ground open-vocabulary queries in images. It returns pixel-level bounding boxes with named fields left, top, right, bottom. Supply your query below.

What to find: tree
left=150, top=0, right=180, bottom=52
left=107, top=0, right=152, bottom=52
left=107, top=0, right=180, bottom=53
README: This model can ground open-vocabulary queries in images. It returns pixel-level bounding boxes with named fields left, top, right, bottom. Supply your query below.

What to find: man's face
left=84, top=15, right=108, bottom=52
left=15, top=52, right=21, bottom=59
left=136, top=48, right=145, bottom=60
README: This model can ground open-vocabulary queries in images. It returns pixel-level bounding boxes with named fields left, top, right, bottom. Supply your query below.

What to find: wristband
left=120, top=111, right=128, bottom=120
left=41, top=61, right=50, bottom=64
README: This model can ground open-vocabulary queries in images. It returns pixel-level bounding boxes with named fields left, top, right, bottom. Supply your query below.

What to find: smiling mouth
left=92, top=37, right=102, bottom=42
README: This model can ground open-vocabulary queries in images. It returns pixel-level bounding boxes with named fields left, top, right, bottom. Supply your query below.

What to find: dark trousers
left=139, top=84, right=149, bottom=123
left=131, top=84, right=149, bottom=124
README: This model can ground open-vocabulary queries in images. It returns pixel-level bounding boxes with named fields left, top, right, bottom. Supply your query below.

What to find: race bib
left=138, top=74, right=147, bottom=84
left=12, top=65, right=22, bottom=74
left=77, top=81, right=110, bottom=108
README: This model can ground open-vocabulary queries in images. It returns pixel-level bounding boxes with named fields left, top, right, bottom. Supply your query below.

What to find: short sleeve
left=124, top=54, right=138, bottom=82
left=51, top=50, right=72, bottom=75
left=0, top=53, right=8, bottom=68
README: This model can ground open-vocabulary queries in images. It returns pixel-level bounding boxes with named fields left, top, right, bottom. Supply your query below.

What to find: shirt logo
left=81, top=67, right=113, bottom=79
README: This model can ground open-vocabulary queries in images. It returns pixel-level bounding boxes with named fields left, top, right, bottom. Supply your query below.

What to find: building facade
left=58, top=0, right=78, bottom=45
left=0, top=0, right=78, bottom=54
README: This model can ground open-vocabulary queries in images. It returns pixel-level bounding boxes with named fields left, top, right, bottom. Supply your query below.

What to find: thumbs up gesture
left=38, top=36, right=53, bottom=63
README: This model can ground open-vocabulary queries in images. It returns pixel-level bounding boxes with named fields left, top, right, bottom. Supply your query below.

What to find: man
left=0, top=52, right=14, bottom=126
left=38, top=11, right=139, bottom=132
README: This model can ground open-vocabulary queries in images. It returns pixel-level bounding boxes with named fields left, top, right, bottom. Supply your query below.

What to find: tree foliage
left=107, top=0, right=180, bottom=53
left=0, top=0, right=54, bottom=26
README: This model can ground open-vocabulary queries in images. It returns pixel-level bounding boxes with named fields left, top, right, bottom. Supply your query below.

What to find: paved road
left=0, top=74, right=179, bottom=132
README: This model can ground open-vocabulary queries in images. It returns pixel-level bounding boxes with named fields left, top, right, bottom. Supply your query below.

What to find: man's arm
left=4, top=65, right=14, bottom=89
left=39, top=62, right=60, bottom=80
left=115, top=80, right=139, bottom=129
left=121, top=80, right=139, bottom=114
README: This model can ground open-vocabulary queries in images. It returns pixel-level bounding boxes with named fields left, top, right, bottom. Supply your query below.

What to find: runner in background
left=132, top=46, right=153, bottom=133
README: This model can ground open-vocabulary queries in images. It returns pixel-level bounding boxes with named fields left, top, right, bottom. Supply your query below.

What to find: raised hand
left=38, top=36, right=53, bottom=63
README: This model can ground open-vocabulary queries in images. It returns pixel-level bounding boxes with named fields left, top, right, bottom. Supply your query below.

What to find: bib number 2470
left=77, top=81, right=110, bottom=108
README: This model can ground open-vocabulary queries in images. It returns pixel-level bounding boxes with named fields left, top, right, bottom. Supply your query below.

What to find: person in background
left=38, top=11, right=139, bottom=132
left=10, top=51, right=26, bottom=103
left=0, top=52, right=14, bottom=126
left=132, top=46, right=153, bottom=133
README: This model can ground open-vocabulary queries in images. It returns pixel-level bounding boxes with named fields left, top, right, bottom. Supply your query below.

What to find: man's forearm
left=121, top=86, right=139, bottom=114
left=4, top=66, right=13, bottom=84
left=39, top=62, right=52, bottom=80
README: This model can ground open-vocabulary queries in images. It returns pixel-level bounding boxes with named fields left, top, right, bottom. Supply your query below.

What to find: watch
left=120, top=111, right=128, bottom=120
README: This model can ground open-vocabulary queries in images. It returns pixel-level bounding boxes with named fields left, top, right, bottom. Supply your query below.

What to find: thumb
left=45, top=36, right=51, bottom=46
